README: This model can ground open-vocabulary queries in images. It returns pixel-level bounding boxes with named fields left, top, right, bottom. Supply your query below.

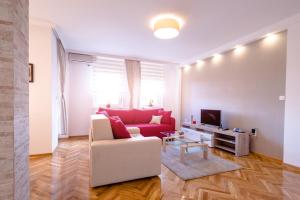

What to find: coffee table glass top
left=161, top=131, right=177, bottom=137
left=161, top=130, right=209, bottom=145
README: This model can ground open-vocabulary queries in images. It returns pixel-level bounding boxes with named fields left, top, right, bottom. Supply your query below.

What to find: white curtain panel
left=57, top=38, right=67, bottom=135
left=125, top=60, right=141, bottom=109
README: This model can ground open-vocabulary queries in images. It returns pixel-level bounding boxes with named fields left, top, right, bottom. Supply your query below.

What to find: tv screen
left=201, top=109, right=221, bottom=126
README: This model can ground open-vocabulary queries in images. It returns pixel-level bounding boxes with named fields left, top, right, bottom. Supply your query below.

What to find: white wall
left=67, top=58, right=181, bottom=136
left=68, top=61, right=93, bottom=136
left=51, top=31, right=59, bottom=151
left=164, top=64, right=181, bottom=129
left=64, top=53, right=71, bottom=135
left=284, top=20, right=300, bottom=167
left=29, top=24, right=59, bottom=155
left=181, top=32, right=287, bottom=159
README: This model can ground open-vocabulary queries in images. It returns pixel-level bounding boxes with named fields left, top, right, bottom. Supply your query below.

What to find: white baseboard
left=68, top=133, right=89, bottom=137
left=58, top=134, right=69, bottom=139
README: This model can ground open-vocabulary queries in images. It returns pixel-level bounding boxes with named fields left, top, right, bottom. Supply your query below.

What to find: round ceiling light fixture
left=151, top=14, right=183, bottom=39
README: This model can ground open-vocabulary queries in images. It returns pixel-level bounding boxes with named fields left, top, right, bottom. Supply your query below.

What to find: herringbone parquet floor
left=29, top=137, right=300, bottom=200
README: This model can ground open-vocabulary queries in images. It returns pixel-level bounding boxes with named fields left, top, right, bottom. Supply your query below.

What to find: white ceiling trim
left=184, top=12, right=300, bottom=66
left=29, top=16, right=56, bottom=28
left=29, top=16, right=68, bottom=50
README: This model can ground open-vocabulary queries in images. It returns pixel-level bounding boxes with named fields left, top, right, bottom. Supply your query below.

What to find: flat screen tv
left=201, top=109, right=221, bottom=127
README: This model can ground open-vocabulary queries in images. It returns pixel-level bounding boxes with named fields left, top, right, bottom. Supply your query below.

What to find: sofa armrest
left=89, top=137, right=161, bottom=187
left=170, top=117, right=176, bottom=130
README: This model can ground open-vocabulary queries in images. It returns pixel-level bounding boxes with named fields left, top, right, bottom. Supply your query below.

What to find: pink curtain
left=125, top=60, right=141, bottom=109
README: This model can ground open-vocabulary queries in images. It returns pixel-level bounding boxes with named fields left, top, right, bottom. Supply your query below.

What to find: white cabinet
left=181, top=122, right=250, bottom=156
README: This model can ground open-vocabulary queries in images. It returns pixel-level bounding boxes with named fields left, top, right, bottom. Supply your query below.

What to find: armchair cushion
left=109, top=117, right=131, bottom=139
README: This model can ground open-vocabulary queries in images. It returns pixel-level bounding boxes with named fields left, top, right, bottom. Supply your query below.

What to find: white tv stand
left=181, top=122, right=250, bottom=156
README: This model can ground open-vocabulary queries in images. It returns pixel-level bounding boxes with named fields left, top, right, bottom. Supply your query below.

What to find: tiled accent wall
left=0, top=0, right=29, bottom=199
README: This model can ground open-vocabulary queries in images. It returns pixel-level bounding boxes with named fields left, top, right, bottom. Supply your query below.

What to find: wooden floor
left=29, top=137, right=300, bottom=200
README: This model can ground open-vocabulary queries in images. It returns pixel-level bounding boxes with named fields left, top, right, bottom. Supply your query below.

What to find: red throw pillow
left=158, top=110, right=172, bottom=124
left=109, top=117, right=131, bottom=139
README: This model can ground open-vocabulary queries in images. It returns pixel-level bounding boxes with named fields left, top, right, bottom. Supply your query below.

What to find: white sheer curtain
left=125, top=59, right=141, bottom=109
left=140, top=62, right=164, bottom=107
left=57, top=38, right=67, bottom=136
left=91, top=57, right=129, bottom=108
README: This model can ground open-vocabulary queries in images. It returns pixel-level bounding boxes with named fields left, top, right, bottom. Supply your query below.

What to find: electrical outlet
left=251, top=128, right=258, bottom=137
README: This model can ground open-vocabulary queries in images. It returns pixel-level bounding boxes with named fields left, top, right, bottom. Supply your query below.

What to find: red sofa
left=97, top=108, right=175, bottom=139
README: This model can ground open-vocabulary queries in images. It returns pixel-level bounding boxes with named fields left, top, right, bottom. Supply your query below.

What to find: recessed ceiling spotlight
left=196, top=60, right=205, bottom=66
left=213, top=54, right=222, bottom=59
left=150, top=14, right=184, bottom=39
left=265, top=33, right=275, bottom=38
left=264, top=33, right=279, bottom=44
left=212, top=54, right=222, bottom=63
left=234, top=45, right=246, bottom=55
left=183, top=64, right=191, bottom=71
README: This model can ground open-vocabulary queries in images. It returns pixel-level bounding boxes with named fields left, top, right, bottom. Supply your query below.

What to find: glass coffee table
left=161, top=131, right=209, bottom=162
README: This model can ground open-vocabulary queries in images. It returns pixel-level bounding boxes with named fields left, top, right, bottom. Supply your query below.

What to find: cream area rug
left=161, top=146, right=242, bottom=180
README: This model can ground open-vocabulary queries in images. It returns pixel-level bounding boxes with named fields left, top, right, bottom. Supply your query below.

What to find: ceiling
left=29, top=0, right=300, bottom=63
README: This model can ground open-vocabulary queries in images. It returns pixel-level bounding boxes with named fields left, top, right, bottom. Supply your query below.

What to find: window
left=140, top=62, right=165, bottom=107
left=90, top=57, right=129, bottom=108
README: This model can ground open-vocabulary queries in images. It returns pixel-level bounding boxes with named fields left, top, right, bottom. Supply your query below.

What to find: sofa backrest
left=98, top=108, right=136, bottom=124
left=133, top=109, right=162, bottom=123
left=97, top=108, right=163, bottom=124
left=90, top=114, right=114, bottom=141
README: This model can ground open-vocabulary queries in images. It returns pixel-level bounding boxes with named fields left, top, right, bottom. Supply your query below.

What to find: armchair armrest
left=90, top=137, right=161, bottom=187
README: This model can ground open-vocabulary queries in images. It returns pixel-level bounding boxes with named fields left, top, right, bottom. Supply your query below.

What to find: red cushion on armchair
left=109, top=117, right=131, bottom=139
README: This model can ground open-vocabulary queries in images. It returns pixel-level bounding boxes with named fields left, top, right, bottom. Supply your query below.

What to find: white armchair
left=89, top=114, right=161, bottom=187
